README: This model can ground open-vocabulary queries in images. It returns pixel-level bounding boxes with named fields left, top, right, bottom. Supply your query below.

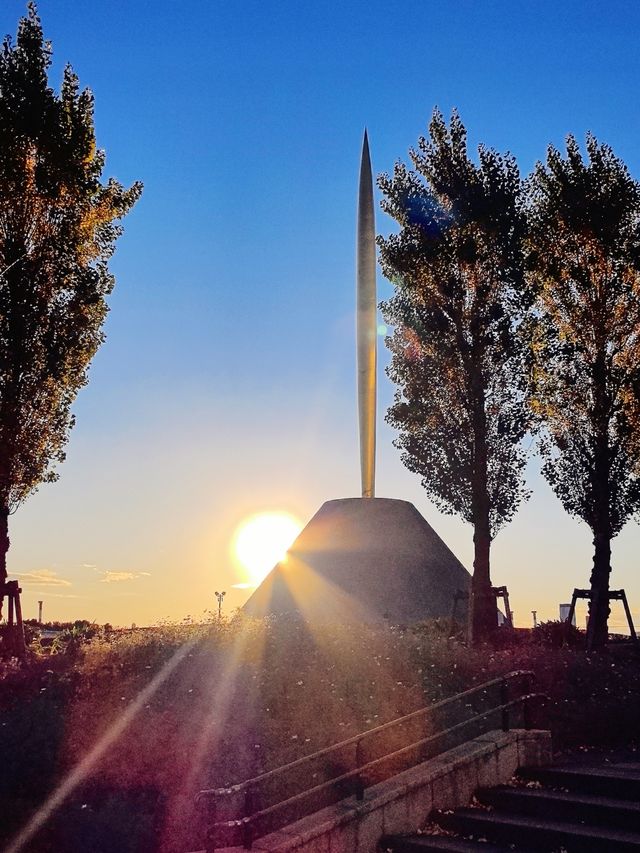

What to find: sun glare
left=232, top=511, right=303, bottom=587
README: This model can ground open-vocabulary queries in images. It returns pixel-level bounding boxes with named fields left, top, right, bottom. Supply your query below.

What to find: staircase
left=381, top=759, right=640, bottom=852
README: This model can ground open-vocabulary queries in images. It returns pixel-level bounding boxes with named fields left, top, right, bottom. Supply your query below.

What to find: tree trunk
left=586, top=528, right=611, bottom=651
left=587, top=357, right=612, bottom=652
left=470, top=385, right=497, bottom=644
left=471, top=514, right=496, bottom=642
left=0, top=506, right=8, bottom=620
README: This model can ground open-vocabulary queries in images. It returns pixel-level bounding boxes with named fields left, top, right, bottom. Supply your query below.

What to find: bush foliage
left=1, top=616, right=638, bottom=852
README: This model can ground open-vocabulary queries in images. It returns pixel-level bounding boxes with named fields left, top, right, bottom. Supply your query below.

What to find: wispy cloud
left=13, top=569, right=72, bottom=588
left=41, top=592, right=87, bottom=599
left=231, top=582, right=256, bottom=589
left=82, top=563, right=97, bottom=570
left=100, top=571, right=135, bottom=584
left=100, top=571, right=151, bottom=584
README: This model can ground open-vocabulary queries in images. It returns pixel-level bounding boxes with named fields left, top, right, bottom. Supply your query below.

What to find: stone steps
left=517, top=763, right=640, bottom=799
left=477, top=783, right=640, bottom=832
left=434, top=806, right=640, bottom=851
left=382, top=757, right=640, bottom=852
left=380, top=835, right=512, bottom=852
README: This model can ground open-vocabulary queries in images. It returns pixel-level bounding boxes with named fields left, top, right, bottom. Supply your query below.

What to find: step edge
left=477, top=785, right=640, bottom=811
left=435, top=808, right=640, bottom=841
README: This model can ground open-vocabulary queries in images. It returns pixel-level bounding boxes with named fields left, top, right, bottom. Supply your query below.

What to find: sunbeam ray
left=4, top=639, right=198, bottom=853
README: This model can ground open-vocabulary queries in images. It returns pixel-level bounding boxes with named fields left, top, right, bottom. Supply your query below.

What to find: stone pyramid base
left=242, top=497, right=471, bottom=624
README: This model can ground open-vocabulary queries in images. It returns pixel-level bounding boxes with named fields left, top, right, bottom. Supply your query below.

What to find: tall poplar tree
left=0, top=5, right=141, bottom=609
left=378, top=110, right=531, bottom=643
left=528, top=134, right=640, bottom=650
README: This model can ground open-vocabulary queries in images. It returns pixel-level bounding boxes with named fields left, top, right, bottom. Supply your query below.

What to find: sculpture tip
left=360, top=128, right=371, bottom=171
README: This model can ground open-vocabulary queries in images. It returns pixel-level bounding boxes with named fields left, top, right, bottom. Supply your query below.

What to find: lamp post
left=215, top=590, right=226, bottom=621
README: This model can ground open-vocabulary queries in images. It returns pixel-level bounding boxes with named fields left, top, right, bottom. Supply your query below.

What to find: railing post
left=523, top=672, right=532, bottom=730
left=500, top=678, right=510, bottom=732
left=205, top=795, right=217, bottom=853
left=242, top=785, right=254, bottom=849
left=354, top=738, right=364, bottom=801
left=421, top=707, right=431, bottom=761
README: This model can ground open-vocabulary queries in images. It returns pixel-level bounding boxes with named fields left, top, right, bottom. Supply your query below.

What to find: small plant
left=530, top=620, right=583, bottom=649
left=51, top=621, right=99, bottom=656
left=489, top=626, right=527, bottom=649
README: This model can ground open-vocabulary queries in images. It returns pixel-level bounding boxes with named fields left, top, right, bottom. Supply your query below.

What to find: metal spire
left=356, top=129, right=377, bottom=498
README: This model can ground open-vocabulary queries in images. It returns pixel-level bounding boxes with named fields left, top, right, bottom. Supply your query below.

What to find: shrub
left=531, top=619, right=584, bottom=648
left=1, top=615, right=639, bottom=851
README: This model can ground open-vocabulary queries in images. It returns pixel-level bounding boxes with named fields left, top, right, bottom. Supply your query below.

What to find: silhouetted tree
left=0, top=5, right=141, bottom=607
left=378, top=110, right=531, bottom=643
left=528, top=134, right=640, bottom=651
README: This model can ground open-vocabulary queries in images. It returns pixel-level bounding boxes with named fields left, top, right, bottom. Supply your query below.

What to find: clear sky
left=3, top=0, right=640, bottom=629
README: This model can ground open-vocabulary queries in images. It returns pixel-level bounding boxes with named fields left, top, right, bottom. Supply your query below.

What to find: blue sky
left=4, top=0, right=640, bottom=628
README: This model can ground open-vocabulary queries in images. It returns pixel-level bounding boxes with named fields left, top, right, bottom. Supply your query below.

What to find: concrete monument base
left=242, top=497, right=471, bottom=624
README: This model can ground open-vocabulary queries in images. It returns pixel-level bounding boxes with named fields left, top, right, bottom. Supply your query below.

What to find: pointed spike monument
left=243, top=133, right=471, bottom=624
left=357, top=130, right=377, bottom=498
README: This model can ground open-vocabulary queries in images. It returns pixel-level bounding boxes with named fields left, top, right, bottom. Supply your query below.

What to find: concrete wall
left=206, top=728, right=552, bottom=853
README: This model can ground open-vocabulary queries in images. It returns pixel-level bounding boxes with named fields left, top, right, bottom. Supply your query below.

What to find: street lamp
left=214, top=590, right=226, bottom=620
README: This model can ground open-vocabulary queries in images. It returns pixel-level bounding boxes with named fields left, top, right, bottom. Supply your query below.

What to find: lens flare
left=232, top=511, right=303, bottom=587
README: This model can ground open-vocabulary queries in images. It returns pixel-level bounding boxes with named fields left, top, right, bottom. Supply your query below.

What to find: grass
left=0, top=616, right=638, bottom=852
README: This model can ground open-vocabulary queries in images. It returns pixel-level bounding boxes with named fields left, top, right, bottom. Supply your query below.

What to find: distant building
left=559, top=603, right=576, bottom=626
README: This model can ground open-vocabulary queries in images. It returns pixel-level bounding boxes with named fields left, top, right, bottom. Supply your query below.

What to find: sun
left=232, top=511, right=303, bottom=588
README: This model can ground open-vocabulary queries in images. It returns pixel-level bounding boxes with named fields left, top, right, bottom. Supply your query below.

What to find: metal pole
left=566, top=590, right=579, bottom=627
left=205, top=795, right=217, bottom=853
left=503, top=589, right=513, bottom=627
left=13, top=587, right=25, bottom=657
left=355, top=739, right=364, bottom=801
left=500, top=679, right=510, bottom=732
left=621, top=590, right=638, bottom=643
left=523, top=672, right=532, bottom=730
left=356, top=129, right=377, bottom=498
left=215, top=590, right=226, bottom=621
left=242, top=785, right=254, bottom=849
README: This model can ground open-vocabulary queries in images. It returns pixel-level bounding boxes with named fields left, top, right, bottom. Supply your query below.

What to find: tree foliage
left=527, top=134, right=640, bottom=649
left=378, top=110, right=532, bottom=641
left=0, top=5, right=141, bottom=584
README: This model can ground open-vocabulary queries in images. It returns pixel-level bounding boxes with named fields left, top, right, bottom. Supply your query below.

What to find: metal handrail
left=197, top=670, right=540, bottom=851
left=197, top=670, right=532, bottom=799
left=214, top=693, right=543, bottom=829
